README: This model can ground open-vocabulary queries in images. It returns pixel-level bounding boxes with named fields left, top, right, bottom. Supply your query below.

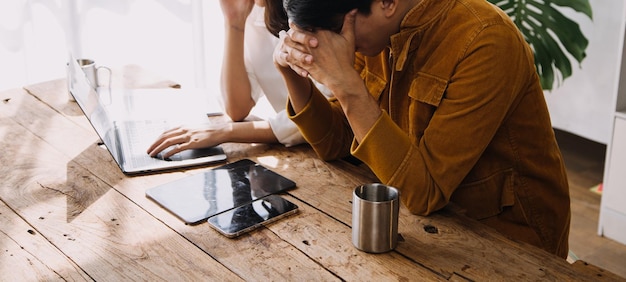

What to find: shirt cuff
left=268, top=110, right=306, bottom=147
left=287, top=85, right=334, bottom=144
left=351, top=112, right=412, bottom=182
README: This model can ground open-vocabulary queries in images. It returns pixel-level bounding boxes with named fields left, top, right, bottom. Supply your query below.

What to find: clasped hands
left=274, top=10, right=360, bottom=93
left=273, top=9, right=382, bottom=142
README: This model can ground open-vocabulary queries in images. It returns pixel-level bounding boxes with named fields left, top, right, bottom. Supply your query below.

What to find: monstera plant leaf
left=488, top=0, right=593, bottom=90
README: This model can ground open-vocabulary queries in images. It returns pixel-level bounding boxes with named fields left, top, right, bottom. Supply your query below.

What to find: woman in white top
left=148, top=0, right=323, bottom=158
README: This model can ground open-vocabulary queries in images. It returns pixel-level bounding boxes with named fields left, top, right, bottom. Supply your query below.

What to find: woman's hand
left=147, top=124, right=229, bottom=159
left=219, top=0, right=255, bottom=27
left=146, top=120, right=278, bottom=159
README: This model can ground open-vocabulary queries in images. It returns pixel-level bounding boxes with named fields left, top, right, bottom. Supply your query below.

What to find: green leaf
left=486, top=0, right=593, bottom=90
left=550, top=0, right=593, bottom=19
left=525, top=8, right=588, bottom=62
left=525, top=28, right=556, bottom=90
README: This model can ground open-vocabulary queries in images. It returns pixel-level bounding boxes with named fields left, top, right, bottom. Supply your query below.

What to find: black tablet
left=146, top=159, right=296, bottom=224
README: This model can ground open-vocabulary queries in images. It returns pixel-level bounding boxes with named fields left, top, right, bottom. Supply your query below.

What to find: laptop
left=67, top=54, right=228, bottom=174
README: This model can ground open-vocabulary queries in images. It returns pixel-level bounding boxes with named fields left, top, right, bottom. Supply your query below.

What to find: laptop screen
left=67, top=53, right=227, bottom=174
left=68, top=54, right=122, bottom=164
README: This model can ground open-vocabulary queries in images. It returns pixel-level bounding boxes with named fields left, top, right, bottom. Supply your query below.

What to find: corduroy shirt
left=288, top=0, right=570, bottom=258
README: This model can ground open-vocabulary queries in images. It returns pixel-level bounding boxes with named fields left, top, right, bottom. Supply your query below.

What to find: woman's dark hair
left=265, top=0, right=289, bottom=37
left=283, top=0, right=373, bottom=33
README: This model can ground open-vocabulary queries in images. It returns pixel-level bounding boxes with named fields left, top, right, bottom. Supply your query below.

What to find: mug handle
left=96, top=66, right=113, bottom=105
left=96, top=66, right=112, bottom=87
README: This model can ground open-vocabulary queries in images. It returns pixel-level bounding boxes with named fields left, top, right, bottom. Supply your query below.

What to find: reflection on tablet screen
left=208, top=194, right=299, bottom=238
left=145, top=159, right=296, bottom=224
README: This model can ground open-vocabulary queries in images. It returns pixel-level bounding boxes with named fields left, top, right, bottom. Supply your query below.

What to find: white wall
left=544, top=0, right=626, bottom=144
left=0, top=0, right=40, bottom=90
left=0, top=0, right=225, bottom=92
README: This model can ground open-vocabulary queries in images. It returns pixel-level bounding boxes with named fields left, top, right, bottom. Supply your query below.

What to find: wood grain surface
left=1, top=72, right=623, bottom=281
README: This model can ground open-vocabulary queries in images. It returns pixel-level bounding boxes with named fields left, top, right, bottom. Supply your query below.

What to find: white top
left=241, top=6, right=331, bottom=147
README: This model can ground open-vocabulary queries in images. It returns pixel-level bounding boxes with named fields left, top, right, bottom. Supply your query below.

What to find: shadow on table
left=64, top=142, right=125, bottom=223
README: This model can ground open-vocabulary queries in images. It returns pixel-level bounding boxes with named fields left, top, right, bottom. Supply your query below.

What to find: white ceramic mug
left=67, top=58, right=111, bottom=102
left=77, top=58, right=111, bottom=90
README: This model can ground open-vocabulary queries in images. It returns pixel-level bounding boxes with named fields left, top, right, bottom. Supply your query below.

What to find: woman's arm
left=147, top=120, right=278, bottom=159
left=219, top=0, right=256, bottom=121
left=227, top=120, right=278, bottom=143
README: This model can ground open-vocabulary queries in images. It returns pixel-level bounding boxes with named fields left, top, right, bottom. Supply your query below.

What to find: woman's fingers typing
left=147, top=127, right=190, bottom=158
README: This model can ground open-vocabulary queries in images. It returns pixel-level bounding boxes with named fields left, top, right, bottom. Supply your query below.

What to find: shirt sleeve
left=268, top=109, right=306, bottom=147
left=350, top=112, right=412, bottom=182
left=288, top=81, right=353, bottom=160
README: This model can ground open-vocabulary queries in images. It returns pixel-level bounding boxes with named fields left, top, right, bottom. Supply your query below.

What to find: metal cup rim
left=354, top=183, right=399, bottom=203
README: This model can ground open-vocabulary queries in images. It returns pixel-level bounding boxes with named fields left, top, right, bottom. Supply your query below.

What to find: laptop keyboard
left=122, top=120, right=174, bottom=167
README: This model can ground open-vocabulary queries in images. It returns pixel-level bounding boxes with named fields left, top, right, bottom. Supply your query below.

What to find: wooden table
left=1, top=69, right=623, bottom=281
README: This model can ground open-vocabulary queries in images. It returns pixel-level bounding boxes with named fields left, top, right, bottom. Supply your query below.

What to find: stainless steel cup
left=352, top=183, right=400, bottom=253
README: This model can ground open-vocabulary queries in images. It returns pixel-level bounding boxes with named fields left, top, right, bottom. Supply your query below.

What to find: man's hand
left=275, top=10, right=381, bottom=143
left=278, top=10, right=360, bottom=93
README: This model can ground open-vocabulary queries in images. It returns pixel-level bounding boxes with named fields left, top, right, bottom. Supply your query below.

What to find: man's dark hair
left=265, top=0, right=289, bottom=37
left=283, top=0, right=373, bottom=33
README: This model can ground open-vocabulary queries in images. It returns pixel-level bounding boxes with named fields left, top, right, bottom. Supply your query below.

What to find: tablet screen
left=145, top=159, right=296, bottom=224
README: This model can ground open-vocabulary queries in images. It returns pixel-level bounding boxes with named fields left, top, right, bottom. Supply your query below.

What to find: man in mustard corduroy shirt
left=273, top=0, right=571, bottom=258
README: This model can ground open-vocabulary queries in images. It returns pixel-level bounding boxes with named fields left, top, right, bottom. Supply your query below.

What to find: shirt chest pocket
left=363, top=70, right=387, bottom=101
left=408, top=73, right=447, bottom=106
left=406, top=73, right=448, bottom=138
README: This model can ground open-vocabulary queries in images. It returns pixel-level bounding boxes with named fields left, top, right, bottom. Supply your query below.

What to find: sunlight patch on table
left=257, top=156, right=279, bottom=168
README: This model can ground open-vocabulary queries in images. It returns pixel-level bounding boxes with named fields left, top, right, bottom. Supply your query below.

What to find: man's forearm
left=331, top=76, right=382, bottom=144
left=277, top=64, right=313, bottom=114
